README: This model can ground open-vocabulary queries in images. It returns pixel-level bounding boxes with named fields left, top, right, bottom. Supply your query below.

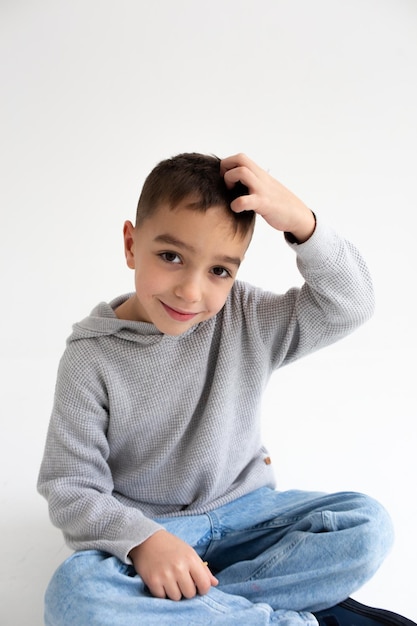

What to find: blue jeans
left=44, top=488, right=394, bottom=625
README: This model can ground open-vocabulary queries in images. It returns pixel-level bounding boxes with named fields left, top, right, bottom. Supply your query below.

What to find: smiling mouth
left=160, top=302, right=200, bottom=322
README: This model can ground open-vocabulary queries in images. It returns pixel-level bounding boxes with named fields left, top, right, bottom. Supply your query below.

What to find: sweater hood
left=67, top=293, right=214, bottom=346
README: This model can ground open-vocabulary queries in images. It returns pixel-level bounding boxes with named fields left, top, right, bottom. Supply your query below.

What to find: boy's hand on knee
left=221, top=153, right=316, bottom=243
left=129, top=530, right=219, bottom=601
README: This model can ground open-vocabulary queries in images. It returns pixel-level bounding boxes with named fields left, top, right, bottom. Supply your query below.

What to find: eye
left=211, top=266, right=231, bottom=279
left=159, top=251, right=182, bottom=264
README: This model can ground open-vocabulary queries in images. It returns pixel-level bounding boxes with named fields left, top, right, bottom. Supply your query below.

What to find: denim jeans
left=44, top=487, right=394, bottom=625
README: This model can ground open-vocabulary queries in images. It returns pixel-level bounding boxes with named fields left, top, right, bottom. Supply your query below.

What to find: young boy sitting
left=38, top=153, right=410, bottom=625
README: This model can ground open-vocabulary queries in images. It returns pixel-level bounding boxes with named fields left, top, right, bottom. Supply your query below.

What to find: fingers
left=221, top=153, right=266, bottom=189
left=162, top=568, right=198, bottom=601
left=223, top=165, right=260, bottom=193
left=230, top=193, right=262, bottom=214
left=192, top=561, right=219, bottom=597
left=220, top=153, right=306, bottom=232
left=220, top=153, right=261, bottom=178
left=146, top=559, right=218, bottom=601
left=130, top=531, right=218, bottom=602
left=220, top=153, right=269, bottom=218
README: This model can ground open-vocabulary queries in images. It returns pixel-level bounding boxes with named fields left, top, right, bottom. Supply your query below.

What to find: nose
left=174, top=273, right=202, bottom=303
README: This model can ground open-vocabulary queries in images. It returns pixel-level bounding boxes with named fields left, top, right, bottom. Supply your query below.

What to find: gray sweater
left=37, top=218, right=374, bottom=563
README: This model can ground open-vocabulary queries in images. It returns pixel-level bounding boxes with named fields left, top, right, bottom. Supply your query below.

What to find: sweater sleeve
left=242, top=216, right=375, bottom=369
left=37, top=347, right=164, bottom=563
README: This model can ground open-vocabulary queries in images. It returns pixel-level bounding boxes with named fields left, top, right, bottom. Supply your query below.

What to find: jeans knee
left=44, top=561, right=71, bottom=626
left=346, top=492, right=394, bottom=574
left=44, top=551, right=111, bottom=626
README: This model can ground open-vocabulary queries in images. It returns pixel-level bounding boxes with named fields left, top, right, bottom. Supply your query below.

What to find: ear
left=123, top=221, right=136, bottom=269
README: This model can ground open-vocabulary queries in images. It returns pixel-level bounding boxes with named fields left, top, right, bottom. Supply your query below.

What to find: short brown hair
left=135, top=153, right=255, bottom=238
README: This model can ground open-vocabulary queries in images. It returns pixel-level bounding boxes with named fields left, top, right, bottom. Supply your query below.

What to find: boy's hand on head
left=221, top=153, right=316, bottom=243
left=129, top=530, right=218, bottom=601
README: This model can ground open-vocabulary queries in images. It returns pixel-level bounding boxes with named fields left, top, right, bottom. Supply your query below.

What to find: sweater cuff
left=114, top=515, right=165, bottom=564
left=285, top=214, right=340, bottom=270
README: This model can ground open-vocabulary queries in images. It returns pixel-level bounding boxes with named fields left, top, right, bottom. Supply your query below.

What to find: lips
left=160, top=302, right=199, bottom=322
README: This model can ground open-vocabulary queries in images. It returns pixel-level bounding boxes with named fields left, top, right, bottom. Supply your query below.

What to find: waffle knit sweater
left=37, top=218, right=375, bottom=563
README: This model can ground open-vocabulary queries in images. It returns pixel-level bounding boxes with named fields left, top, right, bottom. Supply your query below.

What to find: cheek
left=134, top=270, right=153, bottom=298
left=208, top=284, right=233, bottom=313
left=135, top=264, right=170, bottom=298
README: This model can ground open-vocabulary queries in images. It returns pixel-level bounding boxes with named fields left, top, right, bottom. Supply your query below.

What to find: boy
left=38, top=153, right=409, bottom=625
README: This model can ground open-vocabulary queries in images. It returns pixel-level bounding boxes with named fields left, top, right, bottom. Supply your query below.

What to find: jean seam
left=247, top=534, right=307, bottom=582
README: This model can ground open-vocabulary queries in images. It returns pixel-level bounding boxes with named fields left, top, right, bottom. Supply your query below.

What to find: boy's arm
left=38, top=349, right=218, bottom=601
left=222, top=153, right=374, bottom=363
left=37, top=350, right=164, bottom=560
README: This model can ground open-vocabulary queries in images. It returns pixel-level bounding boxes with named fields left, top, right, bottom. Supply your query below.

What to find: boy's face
left=120, top=200, right=252, bottom=335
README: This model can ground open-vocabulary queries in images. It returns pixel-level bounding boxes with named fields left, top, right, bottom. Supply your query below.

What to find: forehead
left=139, top=201, right=252, bottom=258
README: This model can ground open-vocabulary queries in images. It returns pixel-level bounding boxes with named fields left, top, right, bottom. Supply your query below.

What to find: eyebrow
left=154, top=234, right=242, bottom=267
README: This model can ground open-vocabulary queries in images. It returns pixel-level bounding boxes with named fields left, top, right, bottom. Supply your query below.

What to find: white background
left=1, top=1, right=416, bottom=624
